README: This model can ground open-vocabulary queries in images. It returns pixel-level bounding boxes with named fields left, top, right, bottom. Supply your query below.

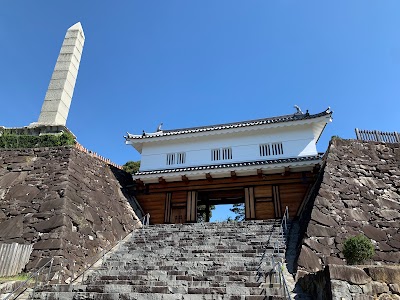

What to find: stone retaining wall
left=297, top=138, right=400, bottom=273
left=0, top=147, right=141, bottom=280
left=298, top=265, right=400, bottom=299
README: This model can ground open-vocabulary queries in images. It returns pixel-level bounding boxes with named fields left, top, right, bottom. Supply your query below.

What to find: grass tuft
left=0, top=273, right=31, bottom=282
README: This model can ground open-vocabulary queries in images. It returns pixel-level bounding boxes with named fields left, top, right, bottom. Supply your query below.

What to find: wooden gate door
left=164, top=192, right=187, bottom=224
left=244, top=187, right=256, bottom=220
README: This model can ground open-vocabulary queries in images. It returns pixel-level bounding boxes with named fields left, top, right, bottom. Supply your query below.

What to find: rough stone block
left=0, top=216, right=23, bottom=239
left=363, top=225, right=387, bottom=242
left=306, top=223, right=337, bottom=237
left=366, top=266, right=400, bottom=284
left=33, top=238, right=64, bottom=250
left=329, top=265, right=371, bottom=285
left=298, top=245, right=322, bottom=272
left=389, top=283, right=400, bottom=294
left=311, top=209, right=338, bottom=227
left=33, top=215, right=69, bottom=233
left=362, top=281, right=389, bottom=295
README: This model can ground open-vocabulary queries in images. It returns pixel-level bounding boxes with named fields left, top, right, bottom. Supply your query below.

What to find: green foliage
left=229, top=203, right=245, bottom=221
left=0, top=132, right=75, bottom=149
left=58, top=132, right=76, bottom=145
left=342, top=234, right=375, bottom=265
left=122, top=161, right=141, bottom=174
left=197, top=204, right=215, bottom=222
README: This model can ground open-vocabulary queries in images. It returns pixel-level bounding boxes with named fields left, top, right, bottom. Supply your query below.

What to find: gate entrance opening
left=197, top=188, right=245, bottom=222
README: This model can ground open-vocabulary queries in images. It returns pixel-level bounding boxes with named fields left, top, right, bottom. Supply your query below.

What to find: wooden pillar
left=164, top=192, right=172, bottom=223
left=186, top=191, right=197, bottom=223
left=244, top=187, right=256, bottom=220
left=273, top=185, right=282, bottom=218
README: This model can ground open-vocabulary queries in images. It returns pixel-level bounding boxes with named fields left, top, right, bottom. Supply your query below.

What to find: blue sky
left=1, top=2, right=399, bottom=221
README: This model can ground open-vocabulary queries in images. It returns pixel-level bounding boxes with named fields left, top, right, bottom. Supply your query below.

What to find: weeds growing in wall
left=0, top=131, right=75, bottom=149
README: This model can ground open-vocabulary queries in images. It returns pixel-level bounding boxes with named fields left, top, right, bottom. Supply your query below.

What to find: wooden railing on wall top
left=75, top=142, right=122, bottom=169
left=355, top=128, right=399, bottom=143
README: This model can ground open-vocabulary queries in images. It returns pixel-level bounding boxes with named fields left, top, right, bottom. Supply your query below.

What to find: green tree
left=197, top=204, right=215, bottom=222
left=230, top=203, right=245, bottom=221
left=342, top=234, right=375, bottom=265
left=122, top=161, right=141, bottom=174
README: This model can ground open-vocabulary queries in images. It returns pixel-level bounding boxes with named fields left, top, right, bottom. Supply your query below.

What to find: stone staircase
left=35, top=220, right=290, bottom=300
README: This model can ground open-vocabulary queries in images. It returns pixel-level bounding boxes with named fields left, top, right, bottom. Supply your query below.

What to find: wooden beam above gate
left=283, top=167, right=291, bottom=176
left=206, top=173, right=213, bottom=181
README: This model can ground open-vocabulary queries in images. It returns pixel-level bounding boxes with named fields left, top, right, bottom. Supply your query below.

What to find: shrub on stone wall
left=0, top=132, right=75, bottom=149
left=343, top=234, right=375, bottom=265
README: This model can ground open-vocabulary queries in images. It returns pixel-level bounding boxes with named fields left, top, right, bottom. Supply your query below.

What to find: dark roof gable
left=126, top=108, right=332, bottom=140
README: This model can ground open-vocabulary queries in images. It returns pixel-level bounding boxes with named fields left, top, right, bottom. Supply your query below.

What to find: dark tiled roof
left=126, top=108, right=332, bottom=140
left=134, top=154, right=324, bottom=176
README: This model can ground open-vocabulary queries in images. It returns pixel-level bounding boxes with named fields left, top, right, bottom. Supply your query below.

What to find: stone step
left=122, top=247, right=284, bottom=255
left=124, top=244, right=284, bottom=250
left=37, top=284, right=283, bottom=296
left=100, top=258, right=283, bottom=270
left=129, top=235, right=284, bottom=242
left=138, top=228, right=283, bottom=232
left=36, top=221, right=290, bottom=299
left=101, top=258, right=271, bottom=267
left=86, top=268, right=266, bottom=280
left=124, top=240, right=285, bottom=246
left=34, top=291, right=287, bottom=300
left=90, top=269, right=260, bottom=281
left=86, top=280, right=265, bottom=288
left=125, top=239, right=285, bottom=246
left=41, top=282, right=268, bottom=295
left=130, top=233, right=284, bottom=239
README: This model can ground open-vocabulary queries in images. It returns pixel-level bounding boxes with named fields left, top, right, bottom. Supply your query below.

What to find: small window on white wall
left=166, top=153, right=175, bottom=165
left=260, top=143, right=283, bottom=157
left=177, top=152, right=186, bottom=164
left=222, top=147, right=232, bottom=160
left=259, top=144, right=271, bottom=156
left=167, top=152, right=186, bottom=165
left=212, top=147, right=232, bottom=161
left=272, top=143, right=283, bottom=155
left=211, top=149, right=219, bottom=161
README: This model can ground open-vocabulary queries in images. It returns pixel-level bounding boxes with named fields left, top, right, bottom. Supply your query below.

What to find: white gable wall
left=139, top=124, right=317, bottom=171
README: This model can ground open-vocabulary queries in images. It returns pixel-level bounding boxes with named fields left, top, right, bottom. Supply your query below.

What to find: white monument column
left=37, top=22, right=85, bottom=126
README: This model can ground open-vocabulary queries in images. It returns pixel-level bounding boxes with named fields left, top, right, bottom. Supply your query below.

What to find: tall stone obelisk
left=37, top=22, right=85, bottom=126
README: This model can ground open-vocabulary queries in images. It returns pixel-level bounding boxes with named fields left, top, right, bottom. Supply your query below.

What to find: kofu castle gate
left=125, top=107, right=332, bottom=224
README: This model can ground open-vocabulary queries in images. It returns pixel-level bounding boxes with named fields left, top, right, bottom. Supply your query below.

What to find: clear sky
left=1, top=1, right=399, bottom=221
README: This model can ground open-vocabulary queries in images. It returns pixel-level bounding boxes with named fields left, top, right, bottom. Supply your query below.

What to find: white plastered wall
left=139, top=124, right=317, bottom=171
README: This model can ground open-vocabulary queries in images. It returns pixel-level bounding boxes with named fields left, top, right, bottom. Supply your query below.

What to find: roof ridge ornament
left=294, top=105, right=303, bottom=115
